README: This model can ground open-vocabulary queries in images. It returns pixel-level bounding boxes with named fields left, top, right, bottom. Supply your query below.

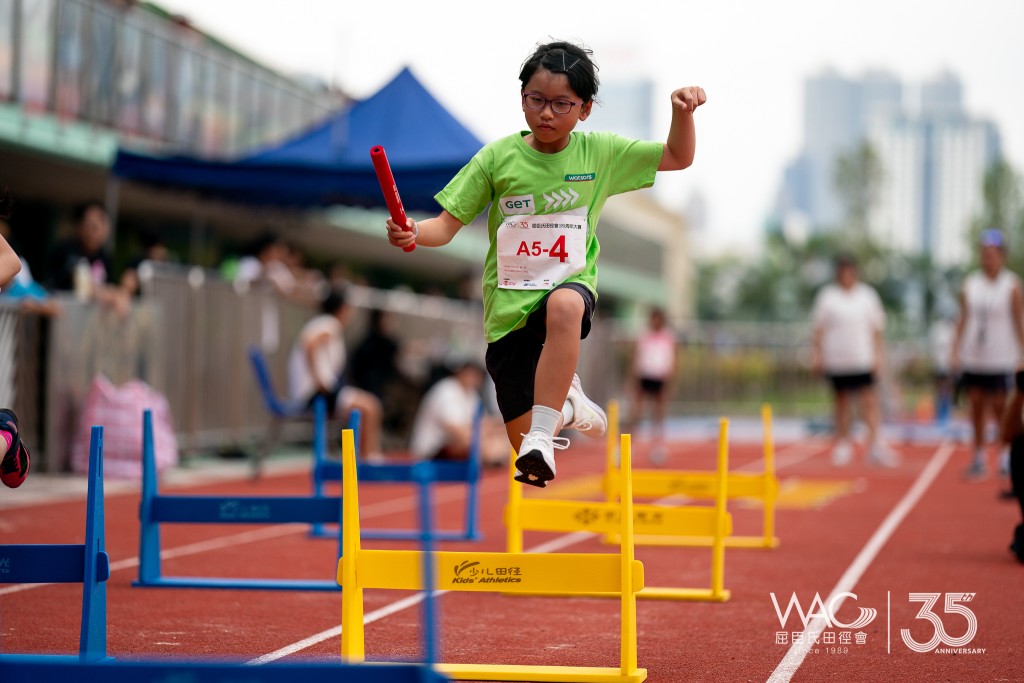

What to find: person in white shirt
left=950, top=229, right=1024, bottom=481
left=626, top=307, right=677, bottom=465
left=409, top=361, right=508, bottom=466
left=287, top=289, right=384, bottom=460
left=811, top=254, right=896, bottom=467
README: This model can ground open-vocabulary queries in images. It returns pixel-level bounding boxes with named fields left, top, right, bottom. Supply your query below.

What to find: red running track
left=1, top=435, right=1021, bottom=682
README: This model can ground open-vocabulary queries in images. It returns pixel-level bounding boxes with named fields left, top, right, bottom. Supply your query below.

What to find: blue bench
left=0, top=427, right=110, bottom=663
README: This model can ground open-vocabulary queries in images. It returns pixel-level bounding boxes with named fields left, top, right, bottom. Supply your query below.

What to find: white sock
left=561, top=400, right=574, bottom=425
left=529, top=405, right=562, bottom=438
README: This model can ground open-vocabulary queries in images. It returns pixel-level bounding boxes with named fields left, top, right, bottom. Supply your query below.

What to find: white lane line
left=246, top=529, right=599, bottom=665
left=766, top=441, right=954, bottom=683
left=0, top=477, right=508, bottom=597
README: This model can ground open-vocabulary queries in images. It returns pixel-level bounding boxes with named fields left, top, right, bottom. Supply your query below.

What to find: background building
left=778, top=68, right=1000, bottom=265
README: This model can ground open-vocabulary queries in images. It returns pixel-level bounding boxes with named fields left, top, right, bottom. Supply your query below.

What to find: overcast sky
left=156, top=0, right=1024, bottom=257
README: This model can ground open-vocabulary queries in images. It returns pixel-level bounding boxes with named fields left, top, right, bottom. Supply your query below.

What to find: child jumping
left=386, top=40, right=706, bottom=486
left=0, top=187, right=30, bottom=489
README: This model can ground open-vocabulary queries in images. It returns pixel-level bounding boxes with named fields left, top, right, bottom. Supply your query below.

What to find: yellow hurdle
left=604, top=402, right=780, bottom=549
left=339, top=428, right=648, bottom=682
left=507, top=418, right=732, bottom=603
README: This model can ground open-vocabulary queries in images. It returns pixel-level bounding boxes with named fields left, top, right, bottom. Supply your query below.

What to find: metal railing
left=0, top=0, right=340, bottom=156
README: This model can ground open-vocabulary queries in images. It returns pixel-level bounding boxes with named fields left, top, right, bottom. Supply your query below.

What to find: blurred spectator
left=999, top=368, right=1024, bottom=563
left=0, top=207, right=61, bottom=316
left=351, top=308, right=401, bottom=400
left=409, top=360, right=508, bottom=466
left=0, top=189, right=20, bottom=286
left=950, top=229, right=1024, bottom=481
left=0, top=187, right=32, bottom=489
left=120, top=229, right=173, bottom=297
left=282, top=240, right=327, bottom=299
left=810, top=254, right=897, bottom=467
left=350, top=307, right=420, bottom=441
left=46, top=201, right=129, bottom=314
left=928, top=311, right=956, bottom=425
left=287, top=288, right=384, bottom=461
left=234, top=231, right=294, bottom=293
left=625, top=307, right=676, bottom=465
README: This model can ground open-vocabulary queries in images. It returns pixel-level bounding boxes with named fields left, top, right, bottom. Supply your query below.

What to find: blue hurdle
left=311, top=403, right=485, bottom=542
left=0, top=427, right=110, bottom=663
left=0, top=658, right=449, bottom=683
left=250, top=343, right=483, bottom=542
left=135, top=409, right=344, bottom=591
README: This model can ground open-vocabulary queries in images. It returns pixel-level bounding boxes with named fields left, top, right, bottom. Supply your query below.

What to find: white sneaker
left=563, top=373, right=608, bottom=438
left=514, top=432, right=569, bottom=488
left=868, top=443, right=899, bottom=468
left=831, top=441, right=853, bottom=467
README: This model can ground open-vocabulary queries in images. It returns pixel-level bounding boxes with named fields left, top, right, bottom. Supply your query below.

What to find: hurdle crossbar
left=506, top=418, right=732, bottom=602
left=604, top=403, right=780, bottom=549
left=0, top=427, right=110, bottom=663
left=338, top=428, right=648, bottom=682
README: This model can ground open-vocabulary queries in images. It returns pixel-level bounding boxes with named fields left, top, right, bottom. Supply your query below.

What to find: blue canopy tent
left=111, top=68, right=483, bottom=211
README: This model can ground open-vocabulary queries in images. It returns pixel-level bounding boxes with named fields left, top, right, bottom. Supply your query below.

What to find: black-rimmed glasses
left=522, top=92, right=582, bottom=115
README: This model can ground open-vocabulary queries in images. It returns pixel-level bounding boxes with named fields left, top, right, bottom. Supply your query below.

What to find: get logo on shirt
left=565, top=172, right=596, bottom=182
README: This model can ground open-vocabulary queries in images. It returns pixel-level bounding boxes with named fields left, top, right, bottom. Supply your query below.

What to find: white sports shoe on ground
left=867, top=443, right=899, bottom=468
left=514, top=432, right=569, bottom=488
left=831, top=441, right=853, bottom=467
left=563, top=373, right=608, bottom=438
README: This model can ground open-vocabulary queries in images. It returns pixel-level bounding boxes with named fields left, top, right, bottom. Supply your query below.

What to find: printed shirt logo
left=565, top=172, right=596, bottom=182
left=543, top=187, right=579, bottom=211
left=499, top=194, right=535, bottom=214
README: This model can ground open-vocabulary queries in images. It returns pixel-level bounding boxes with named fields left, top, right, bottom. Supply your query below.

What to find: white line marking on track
left=766, top=441, right=954, bottom=683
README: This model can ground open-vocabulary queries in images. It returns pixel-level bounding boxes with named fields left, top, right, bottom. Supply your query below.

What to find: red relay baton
left=370, top=145, right=415, bottom=252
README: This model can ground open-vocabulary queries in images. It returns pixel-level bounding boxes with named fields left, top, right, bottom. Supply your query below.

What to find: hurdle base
left=132, top=577, right=341, bottom=591
left=506, top=587, right=731, bottom=602
left=434, top=662, right=647, bottom=682
left=604, top=533, right=780, bottom=549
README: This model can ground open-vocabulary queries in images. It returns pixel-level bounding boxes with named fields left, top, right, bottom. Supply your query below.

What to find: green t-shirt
left=436, top=131, right=662, bottom=342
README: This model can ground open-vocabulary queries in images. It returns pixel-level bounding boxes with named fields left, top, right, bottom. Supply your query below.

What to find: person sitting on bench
left=288, top=288, right=384, bottom=461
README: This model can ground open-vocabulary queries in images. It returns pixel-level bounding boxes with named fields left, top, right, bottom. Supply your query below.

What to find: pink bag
left=71, top=374, right=179, bottom=479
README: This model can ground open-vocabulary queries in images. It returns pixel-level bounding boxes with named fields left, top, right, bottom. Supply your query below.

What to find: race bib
left=496, top=208, right=588, bottom=289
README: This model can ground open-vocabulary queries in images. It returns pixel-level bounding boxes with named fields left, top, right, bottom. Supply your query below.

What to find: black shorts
left=485, top=283, right=596, bottom=423
left=638, top=377, right=666, bottom=396
left=959, top=371, right=1010, bottom=394
left=827, top=372, right=875, bottom=394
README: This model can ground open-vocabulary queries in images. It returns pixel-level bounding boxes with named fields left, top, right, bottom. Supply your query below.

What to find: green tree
left=969, top=159, right=1024, bottom=274
left=833, top=142, right=885, bottom=247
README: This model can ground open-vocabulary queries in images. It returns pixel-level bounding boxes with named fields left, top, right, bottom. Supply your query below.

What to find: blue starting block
left=0, top=427, right=110, bottom=663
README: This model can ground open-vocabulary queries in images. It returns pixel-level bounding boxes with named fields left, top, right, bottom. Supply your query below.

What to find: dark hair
left=835, top=253, right=858, bottom=269
left=321, top=288, right=347, bottom=315
left=72, top=200, right=107, bottom=225
left=519, top=41, right=600, bottom=103
left=0, top=187, right=11, bottom=220
left=138, top=229, right=165, bottom=250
